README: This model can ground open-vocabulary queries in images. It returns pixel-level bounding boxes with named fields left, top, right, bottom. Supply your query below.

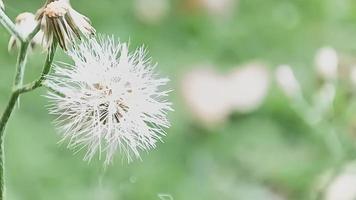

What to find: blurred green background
left=1, top=0, right=356, bottom=199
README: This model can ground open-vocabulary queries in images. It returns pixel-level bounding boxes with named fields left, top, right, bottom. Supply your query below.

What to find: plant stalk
left=0, top=41, right=56, bottom=200
left=0, top=45, right=29, bottom=200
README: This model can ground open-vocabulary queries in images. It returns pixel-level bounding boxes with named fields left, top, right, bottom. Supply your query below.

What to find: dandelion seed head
left=46, top=36, right=172, bottom=165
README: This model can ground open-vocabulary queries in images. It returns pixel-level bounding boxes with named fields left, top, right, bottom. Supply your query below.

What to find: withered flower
left=36, top=0, right=95, bottom=50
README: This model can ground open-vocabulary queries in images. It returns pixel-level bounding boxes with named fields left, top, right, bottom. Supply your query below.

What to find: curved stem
left=0, top=91, right=19, bottom=200
left=0, top=41, right=57, bottom=200
left=14, top=42, right=29, bottom=88
left=0, top=40, right=30, bottom=200
left=17, top=42, right=58, bottom=93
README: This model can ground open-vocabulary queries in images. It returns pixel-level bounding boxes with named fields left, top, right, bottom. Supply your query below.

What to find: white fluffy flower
left=45, top=36, right=172, bottom=165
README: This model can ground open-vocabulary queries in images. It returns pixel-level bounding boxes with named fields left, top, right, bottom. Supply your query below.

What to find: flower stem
left=0, top=44, right=29, bottom=200
left=17, top=42, right=58, bottom=93
left=14, top=42, right=30, bottom=88
left=0, top=91, right=20, bottom=200
left=0, top=9, right=46, bottom=200
left=0, top=41, right=57, bottom=200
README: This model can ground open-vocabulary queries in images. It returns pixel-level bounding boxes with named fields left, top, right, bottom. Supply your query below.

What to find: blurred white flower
left=8, top=12, right=44, bottom=52
left=275, top=65, right=301, bottom=99
left=313, top=83, right=336, bottom=115
left=350, top=65, right=356, bottom=88
left=181, top=67, right=231, bottom=125
left=36, top=0, right=95, bottom=50
left=325, top=163, right=356, bottom=200
left=45, top=36, right=172, bottom=165
left=315, top=47, right=338, bottom=81
left=226, top=63, right=270, bottom=113
left=0, top=0, right=4, bottom=10
left=182, top=63, right=270, bottom=125
left=201, top=0, right=237, bottom=17
left=135, top=0, right=170, bottom=25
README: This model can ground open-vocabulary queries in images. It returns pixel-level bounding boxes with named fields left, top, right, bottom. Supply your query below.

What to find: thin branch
left=0, top=34, right=30, bottom=200
left=0, top=41, right=57, bottom=200
left=0, top=8, right=25, bottom=42
left=15, top=42, right=58, bottom=94
left=13, top=42, right=29, bottom=88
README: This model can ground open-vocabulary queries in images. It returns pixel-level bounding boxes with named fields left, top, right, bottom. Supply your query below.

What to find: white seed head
left=275, top=65, right=301, bottom=99
left=45, top=36, right=172, bottom=165
left=226, top=63, right=270, bottom=113
left=8, top=12, right=45, bottom=52
left=37, top=0, right=95, bottom=50
left=315, top=47, right=338, bottom=81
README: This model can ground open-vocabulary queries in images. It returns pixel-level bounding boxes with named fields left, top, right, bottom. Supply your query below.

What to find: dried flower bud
left=315, top=47, right=338, bottom=81
left=0, top=0, right=4, bottom=10
left=275, top=65, right=301, bottom=99
left=8, top=12, right=45, bottom=52
left=36, top=0, right=95, bottom=50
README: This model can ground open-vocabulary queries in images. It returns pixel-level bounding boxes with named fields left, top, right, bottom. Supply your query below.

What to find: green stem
left=0, top=9, right=44, bottom=200
left=14, top=42, right=29, bottom=88
left=0, top=42, right=57, bottom=200
left=0, top=92, right=18, bottom=200
left=17, top=42, right=58, bottom=93
left=0, top=9, right=25, bottom=42
left=0, top=45, right=29, bottom=200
